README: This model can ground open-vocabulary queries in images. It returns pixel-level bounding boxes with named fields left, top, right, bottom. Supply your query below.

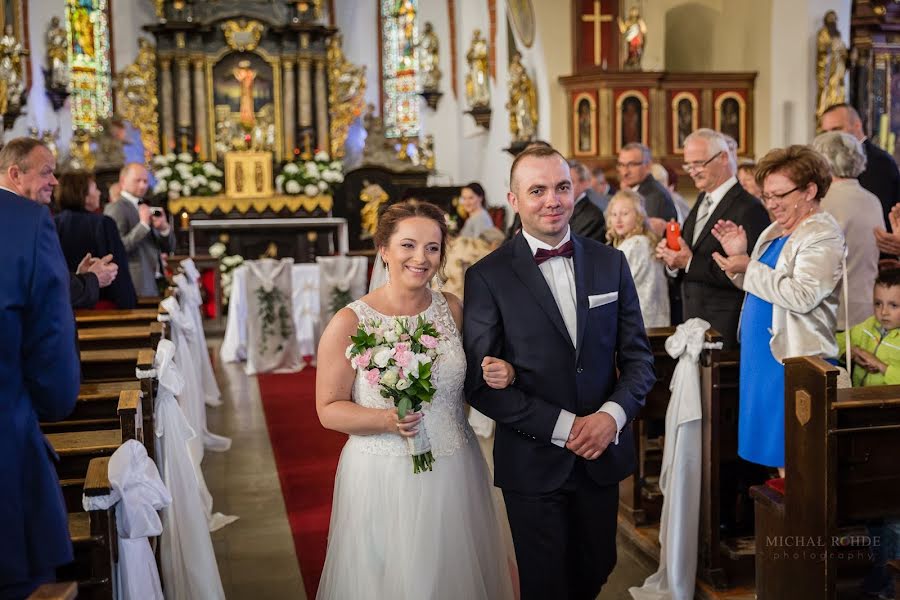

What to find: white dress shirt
left=521, top=227, right=627, bottom=448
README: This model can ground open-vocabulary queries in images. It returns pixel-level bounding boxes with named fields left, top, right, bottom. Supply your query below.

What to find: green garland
left=255, top=286, right=292, bottom=354
left=329, top=287, right=353, bottom=315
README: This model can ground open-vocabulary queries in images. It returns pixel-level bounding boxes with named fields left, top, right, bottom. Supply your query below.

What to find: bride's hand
left=482, top=356, right=516, bottom=389
left=385, top=409, right=422, bottom=438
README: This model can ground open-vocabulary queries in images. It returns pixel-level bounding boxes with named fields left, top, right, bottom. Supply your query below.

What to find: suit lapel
left=683, top=192, right=704, bottom=248
left=573, top=236, right=590, bottom=361
left=510, top=235, right=572, bottom=348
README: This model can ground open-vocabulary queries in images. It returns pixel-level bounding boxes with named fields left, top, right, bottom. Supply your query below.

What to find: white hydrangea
left=155, top=166, right=173, bottom=179
left=304, top=162, right=319, bottom=177
left=209, top=181, right=222, bottom=192
left=166, top=152, right=177, bottom=162
left=202, top=162, right=219, bottom=176
left=285, top=180, right=302, bottom=194
left=182, top=185, right=193, bottom=196
left=304, top=183, right=319, bottom=197
left=152, top=180, right=168, bottom=194
left=283, top=162, right=300, bottom=174
left=168, top=180, right=183, bottom=192
left=152, top=155, right=169, bottom=167
left=314, top=150, right=330, bottom=161
left=177, top=152, right=193, bottom=163
left=317, top=180, right=328, bottom=192
left=192, top=175, right=208, bottom=187
left=330, top=160, right=342, bottom=171
left=209, top=242, right=226, bottom=258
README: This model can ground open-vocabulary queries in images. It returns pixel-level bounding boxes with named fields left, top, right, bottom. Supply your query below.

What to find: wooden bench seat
left=47, top=429, right=122, bottom=481
left=77, top=322, right=163, bottom=351
left=79, top=348, right=154, bottom=382
left=27, top=582, right=78, bottom=600
left=75, top=307, right=164, bottom=329
left=751, top=356, right=900, bottom=599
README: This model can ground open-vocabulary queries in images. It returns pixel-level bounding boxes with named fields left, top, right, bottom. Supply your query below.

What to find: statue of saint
left=233, top=60, right=257, bottom=130
left=506, top=52, right=538, bottom=143
left=418, top=22, right=441, bottom=91
left=618, top=6, right=647, bottom=71
left=816, top=10, right=848, bottom=118
left=45, top=16, right=69, bottom=89
left=0, top=24, right=27, bottom=114
left=327, top=33, right=367, bottom=159
left=465, top=30, right=490, bottom=109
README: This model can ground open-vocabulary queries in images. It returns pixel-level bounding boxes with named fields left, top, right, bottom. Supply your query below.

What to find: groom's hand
left=566, top=413, right=617, bottom=460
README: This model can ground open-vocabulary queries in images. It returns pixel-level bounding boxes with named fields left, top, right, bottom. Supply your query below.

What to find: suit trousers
left=503, top=460, right=619, bottom=600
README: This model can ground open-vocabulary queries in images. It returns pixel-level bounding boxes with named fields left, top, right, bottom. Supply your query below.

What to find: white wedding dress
left=317, top=290, right=516, bottom=600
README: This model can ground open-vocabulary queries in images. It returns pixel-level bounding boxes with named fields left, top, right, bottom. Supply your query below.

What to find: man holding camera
left=105, top=162, right=174, bottom=296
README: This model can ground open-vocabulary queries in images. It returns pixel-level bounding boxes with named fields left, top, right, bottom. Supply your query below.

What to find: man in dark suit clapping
left=656, top=129, right=770, bottom=349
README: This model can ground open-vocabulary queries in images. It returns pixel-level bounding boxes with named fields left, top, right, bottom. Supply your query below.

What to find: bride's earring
left=383, top=258, right=390, bottom=285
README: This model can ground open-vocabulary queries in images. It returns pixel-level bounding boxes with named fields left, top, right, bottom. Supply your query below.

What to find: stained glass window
left=381, top=0, right=419, bottom=138
left=66, top=0, right=112, bottom=133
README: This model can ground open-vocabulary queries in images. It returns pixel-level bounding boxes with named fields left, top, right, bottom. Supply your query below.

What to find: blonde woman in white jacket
left=709, top=145, right=846, bottom=473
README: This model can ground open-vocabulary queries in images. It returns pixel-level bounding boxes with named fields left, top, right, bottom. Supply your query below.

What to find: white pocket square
left=589, top=292, right=618, bottom=309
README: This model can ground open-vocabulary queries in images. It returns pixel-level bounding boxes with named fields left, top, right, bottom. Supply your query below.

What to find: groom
left=464, top=145, right=655, bottom=599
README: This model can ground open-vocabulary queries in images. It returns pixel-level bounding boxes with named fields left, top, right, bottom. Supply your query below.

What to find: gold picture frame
left=615, top=90, right=649, bottom=153
left=572, top=92, right=597, bottom=157
left=714, top=91, right=746, bottom=154
left=671, top=91, right=698, bottom=154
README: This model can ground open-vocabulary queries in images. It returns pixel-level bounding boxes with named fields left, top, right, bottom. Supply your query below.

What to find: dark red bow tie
left=534, top=240, right=574, bottom=265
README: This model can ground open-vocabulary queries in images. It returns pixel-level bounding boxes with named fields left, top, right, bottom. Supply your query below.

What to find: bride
left=316, top=200, right=517, bottom=599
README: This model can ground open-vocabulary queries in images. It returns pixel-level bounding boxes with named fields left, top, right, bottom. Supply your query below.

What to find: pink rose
left=394, top=350, right=412, bottom=368
left=364, top=368, right=380, bottom=386
left=395, top=342, right=410, bottom=354
left=400, top=333, right=411, bottom=341
left=354, top=349, right=372, bottom=369
left=419, top=334, right=438, bottom=349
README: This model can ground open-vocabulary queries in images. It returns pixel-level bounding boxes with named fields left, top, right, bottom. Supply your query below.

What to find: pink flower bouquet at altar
left=346, top=314, right=442, bottom=473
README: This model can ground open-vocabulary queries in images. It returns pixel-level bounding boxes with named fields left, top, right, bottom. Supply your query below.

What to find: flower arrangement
left=209, top=242, right=244, bottom=305
left=346, top=314, right=442, bottom=473
left=151, top=152, right=224, bottom=200
left=276, top=151, right=344, bottom=197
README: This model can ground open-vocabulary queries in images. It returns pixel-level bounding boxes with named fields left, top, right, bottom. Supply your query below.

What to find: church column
left=159, top=57, right=176, bottom=152
left=314, top=58, right=329, bottom=155
left=176, top=57, right=192, bottom=153
left=283, top=59, right=296, bottom=157
left=192, top=58, right=208, bottom=160
left=298, top=32, right=314, bottom=157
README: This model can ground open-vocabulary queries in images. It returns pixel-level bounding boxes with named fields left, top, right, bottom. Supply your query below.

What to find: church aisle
left=204, top=341, right=307, bottom=599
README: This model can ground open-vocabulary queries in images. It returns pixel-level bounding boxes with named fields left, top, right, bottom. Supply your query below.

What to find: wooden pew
left=135, top=295, right=162, bottom=308
left=79, top=348, right=155, bottom=383
left=56, top=457, right=117, bottom=600
left=621, top=327, right=763, bottom=589
left=751, top=356, right=900, bottom=599
left=77, top=322, right=163, bottom=351
left=27, top=582, right=78, bottom=600
left=42, top=388, right=141, bottom=441
left=75, top=307, right=164, bottom=329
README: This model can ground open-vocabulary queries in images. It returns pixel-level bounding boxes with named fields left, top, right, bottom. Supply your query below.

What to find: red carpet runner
left=257, top=368, right=346, bottom=599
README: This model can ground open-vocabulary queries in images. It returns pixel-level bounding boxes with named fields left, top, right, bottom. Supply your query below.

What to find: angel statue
left=418, top=22, right=441, bottom=91
left=618, top=6, right=647, bottom=71
left=465, top=30, right=490, bottom=108
left=46, top=17, right=69, bottom=89
left=506, top=52, right=538, bottom=143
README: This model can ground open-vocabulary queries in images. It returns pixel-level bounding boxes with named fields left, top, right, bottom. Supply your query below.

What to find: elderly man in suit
left=820, top=103, right=900, bottom=232
left=0, top=174, right=80, bottom=598
left=0, top=137, right=116, bottom=308
left=616, top=142, right=677, bottom=236
left=105, top=163, right=174, bottom=296
left=568, top=159, right=606, bottom=242
left=656, top=129, right=770, bottom=349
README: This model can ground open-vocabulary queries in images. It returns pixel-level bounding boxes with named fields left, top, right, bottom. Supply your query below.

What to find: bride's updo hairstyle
left=374, top=199, right=450, bottom=277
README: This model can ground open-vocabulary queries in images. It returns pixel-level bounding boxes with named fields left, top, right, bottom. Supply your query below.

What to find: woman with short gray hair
left=813, top=131, right=884, bottom=328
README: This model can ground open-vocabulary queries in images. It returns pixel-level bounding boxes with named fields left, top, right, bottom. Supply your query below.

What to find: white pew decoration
left=177, top=258, right=222, bottom=407
left=630, top=318, right=716, bottom=600
left=316, top=255, right=368, bottom=324
left=83, top=439, right=171, bottom=600
left=153, top=339, right=229, bottom=600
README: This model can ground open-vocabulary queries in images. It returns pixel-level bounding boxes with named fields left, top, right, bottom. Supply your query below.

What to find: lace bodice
left=345, top=290, right=473, bottom=457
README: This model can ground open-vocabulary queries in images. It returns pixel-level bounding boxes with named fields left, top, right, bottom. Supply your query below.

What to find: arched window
left=66, top=0, right=112, bottom=132
left=380, top=0, right=419, bottom=138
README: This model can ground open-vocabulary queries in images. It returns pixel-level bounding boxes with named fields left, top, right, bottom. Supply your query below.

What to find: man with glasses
left=656, top=128, right=770, bottom=349
left=616, top=143, right=677, bottom=235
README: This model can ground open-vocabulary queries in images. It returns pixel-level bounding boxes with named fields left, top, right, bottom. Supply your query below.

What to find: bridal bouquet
left=346, top=314, right=442, bottom=473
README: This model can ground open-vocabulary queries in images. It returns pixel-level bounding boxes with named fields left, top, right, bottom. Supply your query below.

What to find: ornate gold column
left=159, top=57, right=175, bottom=151
left=192, top=58, right=208, bottom=159
left=314, top=58, right=328, bottom=154
left=176, top=57, right=192, bottom=152
left=283, top=59, right=296, bottom=156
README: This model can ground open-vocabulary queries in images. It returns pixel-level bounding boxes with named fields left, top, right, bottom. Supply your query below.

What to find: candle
left=180, top=211, right=190, bottom=230
left=879, top=113, right=889, bottom=149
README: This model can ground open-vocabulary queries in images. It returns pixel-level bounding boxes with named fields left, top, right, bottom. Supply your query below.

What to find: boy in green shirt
left=837, top=269, right=900, bottom=387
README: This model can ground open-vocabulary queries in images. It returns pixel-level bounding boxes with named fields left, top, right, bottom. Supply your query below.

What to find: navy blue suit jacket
left=463, top=233, right=655, bottom=494
left=0, top=190, right=80, bottom=584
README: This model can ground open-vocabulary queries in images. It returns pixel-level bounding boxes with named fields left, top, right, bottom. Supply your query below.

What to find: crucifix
left=581, top=0, right=613, bottom=67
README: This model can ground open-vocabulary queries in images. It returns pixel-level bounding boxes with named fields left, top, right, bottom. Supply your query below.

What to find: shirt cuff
left=685, top=256, right=693, bottom=273
left=140, top=222, right=151, bottom=231
left=551, top=409, right=576, bottom=448
left=597, top=401, right=627, bottom=445
left=665, top=265, right=679, bottom=278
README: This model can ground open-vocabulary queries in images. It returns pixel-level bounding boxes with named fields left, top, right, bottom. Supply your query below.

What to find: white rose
left=318, top=180, right=328, bottom=192
left=345, top=345, right=353, bottom=360
left=304, top=184, right=319, bottom=197
left=405, top=354, right=422, bottom=375
left=384, top=330, right=399, bottom=344
left=286, top=180, right=302, bottom=194
left=209, top=242, right=226, bottom=258
left=209, top=181, right=222, bottom=192
left=414, top=352, right=431, bottom=366
left=395, top=378, right=411, bottom=391
left=373, top=347, right=394, bottom=368
left=169, top=180, right=182, bottom=192
left=283, top=162, right=299, bottom=174
left=380, top=368, right=399, bottom=386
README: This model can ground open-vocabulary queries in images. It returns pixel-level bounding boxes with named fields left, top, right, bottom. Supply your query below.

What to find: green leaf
left=397, top=396, right=412, bottom=419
